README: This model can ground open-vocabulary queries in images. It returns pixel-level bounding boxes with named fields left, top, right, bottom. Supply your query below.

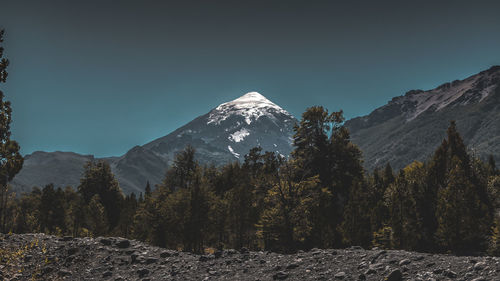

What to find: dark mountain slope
left=346, top=66, right=500, bottom=170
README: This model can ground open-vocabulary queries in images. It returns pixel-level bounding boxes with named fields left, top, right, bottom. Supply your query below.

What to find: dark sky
left=1, top=0, right=500, bottom=157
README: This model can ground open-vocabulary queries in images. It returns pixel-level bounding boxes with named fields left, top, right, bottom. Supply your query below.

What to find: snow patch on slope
left=229, top=128, right=250, bottom=143
left=227, top=145, right=240, bottom=158
left=207, top=92, right=291, bottom=125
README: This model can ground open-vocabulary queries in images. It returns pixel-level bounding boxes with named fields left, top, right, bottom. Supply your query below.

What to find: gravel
left=0, top=233, right=499, bottom=280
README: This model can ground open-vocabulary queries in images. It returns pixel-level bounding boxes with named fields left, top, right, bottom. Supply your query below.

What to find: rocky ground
left=0, top=233, right=499, bottom=280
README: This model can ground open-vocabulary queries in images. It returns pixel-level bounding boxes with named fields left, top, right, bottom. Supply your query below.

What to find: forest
left=1, top=106, right=499, bottom=256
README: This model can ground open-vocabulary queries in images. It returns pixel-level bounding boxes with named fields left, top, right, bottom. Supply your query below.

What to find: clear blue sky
left=1, top=0, right=500, bottom=157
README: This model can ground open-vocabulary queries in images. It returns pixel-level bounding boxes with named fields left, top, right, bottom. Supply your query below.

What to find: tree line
left=2, top=107, right=500, bottom=255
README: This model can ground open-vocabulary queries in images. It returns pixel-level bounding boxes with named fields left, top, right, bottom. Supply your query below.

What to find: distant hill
left=345, top=66, right=500, bottom=170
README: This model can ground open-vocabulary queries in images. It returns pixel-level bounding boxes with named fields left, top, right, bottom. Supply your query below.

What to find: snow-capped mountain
left=12, top=92, right=297, bottom=194
left=143, top=91, right=295, bottom=161
left=346, top=65, right=500, bottom=170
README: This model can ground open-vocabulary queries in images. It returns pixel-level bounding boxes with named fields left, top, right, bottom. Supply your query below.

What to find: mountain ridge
left=345, top=65, right=500, bottom=170
left=11, top=92, right=297, bottom=194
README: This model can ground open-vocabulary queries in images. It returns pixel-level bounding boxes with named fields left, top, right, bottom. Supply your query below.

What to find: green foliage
left=339, top=179, right=372, bottom=248
left=12, top=188, right=41, bottom=233
left=372, top=226, right=394, bottom=249
left=436, top=156, right=491, bottom=252
left=487, top=155, right=497, bottom=176
left=291, top=107, right=364, bottom=248
left=489, top=175, right=500, bottom=209
left=432, top=122, right=493, bottom=253
left=162, top=145, right=198, bottom=191
left=0, top=29, right=23, bottom=233
left=87, top=194, right=108, bottom=236
left=115, top=193, right=137, bottom=237
left=224, top=166, right=256, bottom=249
left=64, top=187, right=86, bottom=237
left=134, top=146, right=215, bottom=252
left=367, top=167, right=390, bottom=237
left=131, top=189, right=155, bottom=242
left=385, top=162, right=425, bottom=250
left=39, top=185, right=66, bottom=234
left=258, top=162, right=321, bottom=252
left=78, top=160, right=124, bottom=230
left=489, top=217, right=500, bottom=256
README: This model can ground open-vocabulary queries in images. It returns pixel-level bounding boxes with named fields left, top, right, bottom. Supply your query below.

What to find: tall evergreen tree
left=0, top=29, right=23, bottom=233
left=39, top=184, right=66, bottom=234
left=292, top=106, right=363, bottom=247
left=223, top=163, right=256, bottom=249
left=433, top=122, right=493, bottom=253
left=87, top=194, right=108, bottom=236
left=258, top=160, right=322, bottom=252
left=63, top=186, right=85, bottom=237
left=487, top=155, right=497, bottom=176
left=78, top=160, right=124, bottom=230
left=368, top=167, right=390, bottom=236
left=163, top=145, right=197, bottom=191
left=145, top=181, right=152, bottom=198
left=385, top=162, right=425, bottom=250
left=12, top=188, right=41, bottom=233
left=339, top=179, right=372, bottom=248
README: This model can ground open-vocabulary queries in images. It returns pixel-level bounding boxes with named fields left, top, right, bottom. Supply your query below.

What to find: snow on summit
left=207, top=92, right=291, bottom=125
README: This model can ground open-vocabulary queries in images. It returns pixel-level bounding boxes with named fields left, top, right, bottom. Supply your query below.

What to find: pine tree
left=487, top=155, right=497, bottom=176
left=185, top=173, right=212, bottom=253
left=368, top=167, right=390, bottom=238
left=436, top=157, right=492, bottom=253
left=385, top=162, right=425, bottom=250
left=78, top=160, right=124, bottom=230
left=0, top=29, right=24, bottom=233
left=488, top=175, right=500, bottom=209
left=12, top=188, right=41, bottom=233
left=489, top=217, right=500, bottom=256
left=150, top=146, right=213, bottom=252
left=422, top=121, right=467, bottom=251
left=432, top=122, right=493, bottom=253
left=383, top=163, right=395, bottom=186
left=87, top=194, right=108, bottom=236
left=291, top=107, right=363, bottom=248
left=39, top=184, right=66, bottom=234
left=145, top=181, right=152, bottom=198
left=258, top=161, right=321, bottom=252
left=63, top=186, right=85, bottom=237
left=223, top=163, right=256, bottom=249
left=115, top=193, right=138, bottom=237
left=339, top=179, right=372, bottom=248
left=163, top=145, right=197, bottom=191
left=132, top=190, right=156, bottom=242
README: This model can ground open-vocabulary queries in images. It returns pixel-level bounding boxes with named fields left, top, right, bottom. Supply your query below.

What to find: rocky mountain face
left=1, top=233, right=499, bottom=280
left=346, top=66, right=500, bottom=171
left=11, top=92, right=296, bottom=195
